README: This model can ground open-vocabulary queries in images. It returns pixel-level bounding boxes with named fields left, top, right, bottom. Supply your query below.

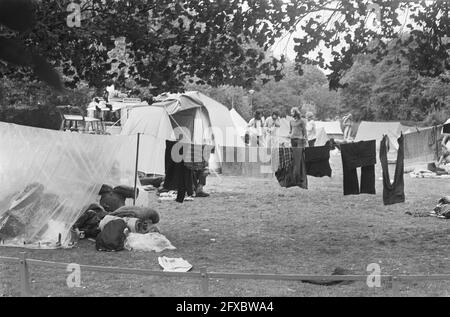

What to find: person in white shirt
left=264, top=111, right=281, bottom=148
left=342, top=113, right=353, bottom=141
left=438, top=119, right=450, bottom=166
left=305, top=112, right=317, bottom=147
left=247, top=111, right=264, bottom=146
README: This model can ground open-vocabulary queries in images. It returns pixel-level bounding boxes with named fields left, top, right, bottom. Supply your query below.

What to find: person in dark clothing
left=340, top=140, right=377, bottom=196
left=380, top=134, right=405, bottom=205
left=163, top=140, right=194, bottom=203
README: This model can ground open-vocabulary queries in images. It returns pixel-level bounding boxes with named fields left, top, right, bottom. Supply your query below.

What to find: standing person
left=305, top=112, right=317, bottom=147
left=247, top=110, right=264, bottom=147
left=265, top=111, right=281, bottom=148
left=438, top=125, right=450, bottom=167
left=342, top=113, right=354, bottom=142
left=289, top=107, right=308, bottom=148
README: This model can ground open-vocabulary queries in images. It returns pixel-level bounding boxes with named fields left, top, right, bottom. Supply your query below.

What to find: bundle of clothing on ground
left=405, top=197, right=450, bottom=219
left=408, top=163, right=450, bottom=179
left=72, top=184, right=162, bottom=252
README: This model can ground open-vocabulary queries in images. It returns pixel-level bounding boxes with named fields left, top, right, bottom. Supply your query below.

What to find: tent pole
left=133, top=133, right=141, bottom=206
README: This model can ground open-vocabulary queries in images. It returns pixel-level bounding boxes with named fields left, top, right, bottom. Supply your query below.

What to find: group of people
left=245, top=108, right=334, bottom=149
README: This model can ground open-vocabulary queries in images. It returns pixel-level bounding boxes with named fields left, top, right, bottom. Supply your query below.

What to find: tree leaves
left=0, top=0, right=63, bottom=91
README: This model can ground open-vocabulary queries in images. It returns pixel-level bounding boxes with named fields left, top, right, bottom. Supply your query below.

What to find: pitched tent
left=355, top=121, right=410, bottom=150
left=153, top=91, right=245, bottom=168
left=121, top=106, right=175, bottom=176
left=230, top=108, right=248, bottom=138
left=315, top=121, right=343, bottom=140
left=315, top=127, right=330, bottom=147
left=0, top=122, right=147, bottom=248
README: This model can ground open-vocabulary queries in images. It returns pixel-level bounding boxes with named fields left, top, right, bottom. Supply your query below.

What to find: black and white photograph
left=0, top=0, right=450, bottom=301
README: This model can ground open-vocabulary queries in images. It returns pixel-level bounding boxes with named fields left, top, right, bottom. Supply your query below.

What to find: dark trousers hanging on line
left=341, top=140, right=377, bottom=196
left=380, top=134, right=405, bottom=205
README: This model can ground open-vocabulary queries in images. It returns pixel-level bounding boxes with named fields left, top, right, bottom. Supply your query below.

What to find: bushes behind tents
left=0, top=104, right=61, bottom=130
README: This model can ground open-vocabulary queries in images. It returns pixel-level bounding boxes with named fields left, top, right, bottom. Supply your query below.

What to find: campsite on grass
left=1, top=0, right=450, bottom=299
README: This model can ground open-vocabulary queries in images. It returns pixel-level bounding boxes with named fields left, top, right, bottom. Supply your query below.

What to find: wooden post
left=133, top=133, right=141, bottom=206
left=200, top=267, right=209, bottom=297
left=19, top=252, right=31, bottom=297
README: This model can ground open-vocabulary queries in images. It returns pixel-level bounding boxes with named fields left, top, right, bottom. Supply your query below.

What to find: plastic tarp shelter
left=355, top=121, right=410, bottom=150
left=0, top=122, right=147, bottom=249
left=121, top=106, right=176, bottom=176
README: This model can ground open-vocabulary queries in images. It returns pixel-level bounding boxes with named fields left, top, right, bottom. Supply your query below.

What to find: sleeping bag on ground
left=110, top=206, right=160, bottom=224
left=95, top=219, right=127, bottom=252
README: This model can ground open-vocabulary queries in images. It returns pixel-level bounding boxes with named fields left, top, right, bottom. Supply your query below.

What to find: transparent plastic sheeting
left=0, top=122, right=145, bottom=249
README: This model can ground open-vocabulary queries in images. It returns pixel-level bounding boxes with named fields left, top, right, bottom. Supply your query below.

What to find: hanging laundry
left=275, top=147, right=308, bottom=189
left=163, top=140, right=195, bottom=203
left=305, top=146, right=332, bottom=178
left=340, top=140, right=376, bottom=196
left=380, top=134, right=405, bottom=205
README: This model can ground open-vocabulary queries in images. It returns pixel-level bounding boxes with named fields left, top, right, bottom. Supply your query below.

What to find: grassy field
left=1, top=155, right=450, bottom=297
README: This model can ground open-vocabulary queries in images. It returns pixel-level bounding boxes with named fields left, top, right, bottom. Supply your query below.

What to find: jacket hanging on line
left=380, top=134, right=405, bottom=205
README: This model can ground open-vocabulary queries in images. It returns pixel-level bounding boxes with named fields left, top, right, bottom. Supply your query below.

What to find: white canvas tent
left=121, top=106, right=175, bottom=176
left=230, top=108, right=247, bottom=138
left=355, top=121, right=410, bottom=150
left=315, top=121, right=343, bottom=139
left=0, top=122, right=147, bottom=248
left=315, top=127, right=330, bottom=147
left=152, top=91, right=245, bottom=168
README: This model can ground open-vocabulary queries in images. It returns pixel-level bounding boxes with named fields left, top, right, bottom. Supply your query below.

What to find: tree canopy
left=1, top=0, right=449, bottom=93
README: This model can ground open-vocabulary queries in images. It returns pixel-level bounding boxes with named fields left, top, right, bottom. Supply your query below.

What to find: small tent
left=121, top=106, right=175, bottom=176
left=355, top=121, right=410, bottom=150
left=315, top=121, right=343, bottom=140
left=315, top=127, right=330, bottom=147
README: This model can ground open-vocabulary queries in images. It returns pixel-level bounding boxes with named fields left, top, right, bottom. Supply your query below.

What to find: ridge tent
left=315, top=127, right=330, bottom=147
left=153, top=91, right=245, bottom=169
left=355, top=121, right=410, bottom=150
left=315, top=121, right=344, bottom=140
left=121, top=106, right=175, bottom=176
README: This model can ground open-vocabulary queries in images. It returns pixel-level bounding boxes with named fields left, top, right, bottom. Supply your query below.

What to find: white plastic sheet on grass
left=0, top=122, right=147, bottom=248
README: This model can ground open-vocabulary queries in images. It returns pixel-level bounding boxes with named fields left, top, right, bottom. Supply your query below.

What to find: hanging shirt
left=305, top=146, right=332, bottom=178
left=380, top=134, right=405, bottom=205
